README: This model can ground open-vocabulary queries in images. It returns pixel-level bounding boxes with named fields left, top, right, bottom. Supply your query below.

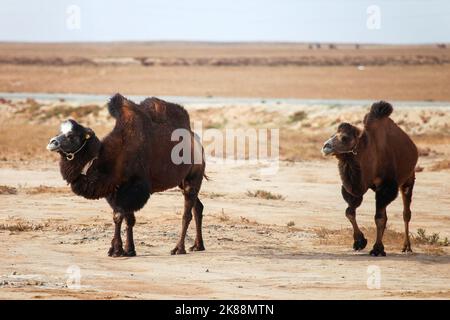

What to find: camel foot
left=370, top=244, right=386, bottom=257
left=189, top=242, right=205, bottom=252
left=108, top=246, right=125, bottom=257
left=353, top=237, right=368, bottom=251
left=123, top=249, right=137, bottom=257
left=171, top=246, right=186, bottom=255
left=402, top=245, right=413, bottom=253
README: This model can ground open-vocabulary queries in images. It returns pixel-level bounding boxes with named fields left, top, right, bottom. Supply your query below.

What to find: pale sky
left=0, top=0, right=449, bottom=43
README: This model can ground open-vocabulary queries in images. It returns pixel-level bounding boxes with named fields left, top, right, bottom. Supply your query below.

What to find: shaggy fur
left=323, top=101, right=418, bottom=256
left=52, top=93, right=207, bottom=257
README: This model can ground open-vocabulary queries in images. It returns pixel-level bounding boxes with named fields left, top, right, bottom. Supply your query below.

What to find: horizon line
left=0, top=40, right=449, bottom=46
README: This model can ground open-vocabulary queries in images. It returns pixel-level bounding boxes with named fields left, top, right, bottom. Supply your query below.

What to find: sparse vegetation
left=0, top=185, right=18, bottom=195
left=24, top=185, right=69, bottom=195
left=0, top=185, right=70, bottom=195
left=0, top=219, right=48, bottom=232
left=15, top=103, right=102, bottom=121
left=314, top=226, right=449, bottom=251
left=201, top=191, right=225, bottom=199
left=40, top=104, right=102, bottom=121
left=414, top=228, right=449, bottom=246
left=218, top=209, right=230, bottom=222
left=288, top=111, right=307, bottom=123
left=205, top=118, right=228, bottom=129
left=246, top=190, right=285, bottom=200
left=240, top=216, right=251, bottom=223
left=287, top=221, right=295, bottom=227
left=430, top=160, right=450, bottom=171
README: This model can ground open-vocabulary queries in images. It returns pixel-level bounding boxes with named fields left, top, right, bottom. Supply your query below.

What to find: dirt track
left=0, top=160, right=449, bottom=299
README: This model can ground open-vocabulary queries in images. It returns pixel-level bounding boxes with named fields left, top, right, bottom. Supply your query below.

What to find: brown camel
left=322, top=101, right=418, bottom=256
left=47, top=94, right=207, bottom=257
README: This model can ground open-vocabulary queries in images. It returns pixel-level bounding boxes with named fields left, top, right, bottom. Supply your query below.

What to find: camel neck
left=60, top=137, right=101, bottom=183
left=336, top=131, right=368, bottom=197
left=338, top=155, right=364, bottom=196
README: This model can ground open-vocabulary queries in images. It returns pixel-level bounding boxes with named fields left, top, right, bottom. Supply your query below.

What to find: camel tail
left=370, top=100, right=393, bottom=119
left=203, top=173, right=210, bottom=181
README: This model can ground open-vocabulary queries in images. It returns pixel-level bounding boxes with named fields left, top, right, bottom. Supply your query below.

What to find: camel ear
left=355, top=127, right=363, bottom=139
left=85, top=128, right=95, bottom=139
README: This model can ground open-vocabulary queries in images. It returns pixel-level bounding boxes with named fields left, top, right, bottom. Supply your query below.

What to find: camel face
left=47, top=119, right=94, bottom=156
left=322, top=122, right=359, bottom=156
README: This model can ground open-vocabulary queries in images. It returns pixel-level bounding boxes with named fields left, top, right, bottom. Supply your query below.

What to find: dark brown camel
left=322, top=101, right=418, bottom=256
left=47, top=94, right=207, bottom=257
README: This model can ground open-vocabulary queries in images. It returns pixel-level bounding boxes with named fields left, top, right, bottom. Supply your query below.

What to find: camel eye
left=66, top=133, right=76, bottom=141
left=341, top=136, right=350, bottom=143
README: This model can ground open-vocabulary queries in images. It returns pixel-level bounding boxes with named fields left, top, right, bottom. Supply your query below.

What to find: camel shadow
left=253, top=250, right=450, bottom=264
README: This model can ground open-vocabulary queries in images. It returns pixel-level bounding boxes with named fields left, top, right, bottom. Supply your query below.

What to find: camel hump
left=140, top=97, right=190, bottom=127
left=369, top=101, right=393, bottom=119
left=139, top=97, right=167, bottom=122
left=107, top=93, right=137, bottom=119
left=364, top=100, right=394, bottom=127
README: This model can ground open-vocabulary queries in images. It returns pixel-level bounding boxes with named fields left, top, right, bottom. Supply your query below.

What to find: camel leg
left=370, top=181, right=398, bottom=257
left=124, top=212, right=137, bottom=257
left=341, top=186, right=367, bottom=250
left=108, top=211, right=125, bottom=257
left=400, top=176, right=415, bottom=253
left=189, top=199, right=205, bottom=252
left=171, top=186, right=196, bottom=255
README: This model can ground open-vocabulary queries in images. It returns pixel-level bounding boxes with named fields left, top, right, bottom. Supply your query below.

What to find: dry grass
left=39, top=104, right=102, bottom=121
left=429, top=159, right=450, bottom=171
left=280, top=129, right=328, bottom=161
left=0, top=185, right=69, bottom=195
left=0, top=121, right=111, bottom=163
left=0, top=123, right=59, bottom=162
left=200, top=191, right=225, bottom=199
left=0, top=219, right=48, bottom=232
left=14, top=102, right=102, bottom=122
left=217, top=209, right=230, bottom=222
left=414, top=228, right=449, bottom=246
left=24, top=185, right=70, bottom=195
left=288, top=111, right=308, bottom=123
left=246, top=189, right=285, bottom=200
left=0, top=99, right=449, bottom=165
left=0, top=185, right=17, bottom=195
left=314, top=226, right=448, bottom=254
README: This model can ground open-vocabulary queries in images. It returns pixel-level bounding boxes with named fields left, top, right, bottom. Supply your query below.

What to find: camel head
left=322, top=122, right=361, bottom=156
left=47, top=119, right=95, bottom=160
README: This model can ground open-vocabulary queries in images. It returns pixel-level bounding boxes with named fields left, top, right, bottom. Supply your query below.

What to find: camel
left=47, top=93, right=207, bottom=257
left=322, top=101, right=418, bottom=256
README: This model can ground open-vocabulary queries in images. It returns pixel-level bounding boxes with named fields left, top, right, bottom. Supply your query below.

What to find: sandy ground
left=0, top=97, right=449, bottom=299
left=1, top=43, right=450, bottom=101
left=0, top=42, right=448, bottom=300
left=0, top=161, right=449, bottom=300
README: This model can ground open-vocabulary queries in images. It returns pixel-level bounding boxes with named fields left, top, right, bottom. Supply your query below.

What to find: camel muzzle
left=321, top=137, right=335, bottom=156
left=322, top=144, right=334, bottom=156
left=47, top=138, right=60, bottom=151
